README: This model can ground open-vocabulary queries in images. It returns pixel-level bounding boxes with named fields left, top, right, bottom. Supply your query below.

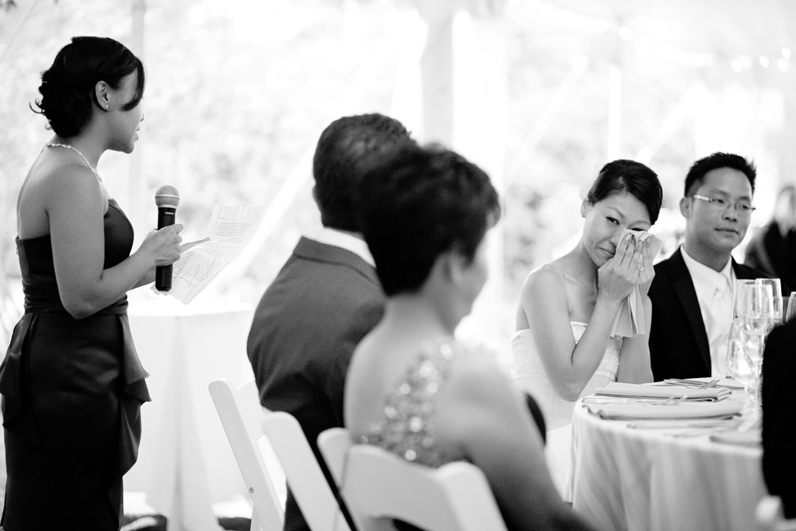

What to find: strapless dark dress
left=0, top=199, right=151, bottom=530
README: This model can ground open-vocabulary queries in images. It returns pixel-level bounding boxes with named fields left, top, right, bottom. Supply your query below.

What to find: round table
left=570, top=397, right=766, bottom=531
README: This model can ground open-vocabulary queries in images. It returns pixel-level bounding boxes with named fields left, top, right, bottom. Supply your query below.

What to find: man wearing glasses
left=648, top=152, right=782, bottom=380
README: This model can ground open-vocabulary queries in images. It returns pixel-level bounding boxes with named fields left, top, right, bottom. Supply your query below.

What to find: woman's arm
left=519, top=267, right=612, bottom=401
left=616, top=295, right=654, bottom=383
left=617, top=240, right=655, bottom=383
left=132, top=267, right=156, bottom=289
left=521, top=236, right=648, bottom=401
left=46, top=165, right=183, bottom=318
left=437, top=359, right=600, bottom=531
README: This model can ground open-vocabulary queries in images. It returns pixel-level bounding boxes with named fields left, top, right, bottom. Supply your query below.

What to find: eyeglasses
left=691, top=194, right=756, bottom=216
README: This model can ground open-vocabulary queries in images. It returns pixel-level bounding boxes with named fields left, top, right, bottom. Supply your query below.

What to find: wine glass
left=738, top=281, right=775, bottom=359
left=786, top=293, right=796, bottom=322
left=732, top=279, right=756, bottom=322
left=738, top=282, right=774, bottom=411
left=726, top=321, right=757, bottom=408
left=756, top=278, right=783, bottom=326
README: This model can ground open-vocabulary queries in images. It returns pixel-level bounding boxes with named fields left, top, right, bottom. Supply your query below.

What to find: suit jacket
left=762, top=319, right=796, bottom=519
left=247, top=236, right=385, bottom=531
left=648, top=247, right=777, bottom=381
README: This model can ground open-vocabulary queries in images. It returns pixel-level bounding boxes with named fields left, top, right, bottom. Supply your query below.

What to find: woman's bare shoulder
left=445, top=351, right=515, bottom=414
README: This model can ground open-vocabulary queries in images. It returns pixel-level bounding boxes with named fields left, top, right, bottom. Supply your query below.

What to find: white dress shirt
left=681, top=248, right=736, bottom=377
left=311, top=227, right=375, bottom=267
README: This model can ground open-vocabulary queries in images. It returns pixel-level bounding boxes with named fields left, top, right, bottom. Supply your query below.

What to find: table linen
left=124, top=300, right=256, bottom=531
left=571, top=393, right=766, bottom=531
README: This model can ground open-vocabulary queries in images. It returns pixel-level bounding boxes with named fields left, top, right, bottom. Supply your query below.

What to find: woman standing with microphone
left=0, top=37, right=200, bottom=529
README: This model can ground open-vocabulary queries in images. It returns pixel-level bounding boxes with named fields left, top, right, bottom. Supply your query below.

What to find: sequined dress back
left=361, top=340, right=467, bottom=468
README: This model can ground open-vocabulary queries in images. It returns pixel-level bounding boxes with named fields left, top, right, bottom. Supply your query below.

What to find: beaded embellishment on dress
left=361, top=340, right=467, bottom=468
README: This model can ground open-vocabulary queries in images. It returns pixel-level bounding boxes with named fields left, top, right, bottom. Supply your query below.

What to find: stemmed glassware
left=726, top=279, right=777, bottom=410
left=725, top=320, right=757, bottom=406
left=786, top=293, right=796, bottom=322
left=756, top=278, right=783, bottom=326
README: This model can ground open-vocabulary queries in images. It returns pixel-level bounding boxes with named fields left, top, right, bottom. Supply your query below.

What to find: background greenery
left=1, top=0, right=786, bottom=349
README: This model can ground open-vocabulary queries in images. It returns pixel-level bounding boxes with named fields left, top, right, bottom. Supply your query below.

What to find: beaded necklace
left=46, top=143, right=102, bottom=182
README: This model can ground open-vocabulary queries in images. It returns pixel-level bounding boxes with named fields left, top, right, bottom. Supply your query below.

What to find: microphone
left=154, top=185, right=180, bottom=291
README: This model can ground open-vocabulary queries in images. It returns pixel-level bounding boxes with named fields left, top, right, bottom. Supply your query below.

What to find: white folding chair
left=261, top=411, right=351, bottom=531
left=757, top=495, right=796, bottom=531
left=318, top=428, right=508, bottom=531
left=209, top=379, right=284, bottom=531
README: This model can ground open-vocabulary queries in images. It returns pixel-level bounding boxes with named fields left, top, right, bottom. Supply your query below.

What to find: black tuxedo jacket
left=648, top=247, right=778, bottom=381
left=762, top=319, right=796, bottom=518
left=247, top=236, right=385, bottom=531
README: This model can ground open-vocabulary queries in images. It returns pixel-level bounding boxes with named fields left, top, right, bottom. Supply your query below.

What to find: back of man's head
left=684, top=152, right=757, bottom=197
left=313, top=113, right=412, bottom=232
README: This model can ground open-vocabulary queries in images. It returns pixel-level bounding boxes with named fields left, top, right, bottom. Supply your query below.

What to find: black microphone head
left=155, top=185, right=180, bottom=208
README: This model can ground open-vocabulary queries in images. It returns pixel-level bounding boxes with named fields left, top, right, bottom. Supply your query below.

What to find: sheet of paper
left=166, top=205, right=265, bottom=304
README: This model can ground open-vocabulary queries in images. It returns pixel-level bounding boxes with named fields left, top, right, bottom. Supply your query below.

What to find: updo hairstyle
left=33, top=36, right=145, bottom=138
left=586, top=159, right=663, bottom=224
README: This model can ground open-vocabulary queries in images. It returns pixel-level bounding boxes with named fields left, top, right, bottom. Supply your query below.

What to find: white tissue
left=610, top=230, right=664, bottom=337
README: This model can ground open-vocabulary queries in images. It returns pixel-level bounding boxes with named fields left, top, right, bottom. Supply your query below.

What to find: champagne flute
left=740, top=282, right=774, bottom=410
left=740, top=282, right=774, bottom=362
left=732, top=279, right=755, bottom=322
left=786, top=293, right=796, bottom=322
left=756, top=278, right=783, bottom=326
left=726, top=321, right=757, bottom=408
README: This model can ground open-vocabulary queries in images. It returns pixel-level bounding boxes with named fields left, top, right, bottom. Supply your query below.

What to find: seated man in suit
left=247, top=113, right=413, bottom=531
left=649, top=152, right=780, bottom=380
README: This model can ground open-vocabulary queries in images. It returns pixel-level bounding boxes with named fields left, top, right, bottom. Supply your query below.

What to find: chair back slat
left=209, top=379, right=284, bottom=531
left=262, top=411, right=351, bottom=531
left=318, top=428, right=507, bottom=531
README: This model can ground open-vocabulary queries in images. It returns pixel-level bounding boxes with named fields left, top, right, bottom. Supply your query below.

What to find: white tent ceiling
left=541, top=0, right=796, bottom=58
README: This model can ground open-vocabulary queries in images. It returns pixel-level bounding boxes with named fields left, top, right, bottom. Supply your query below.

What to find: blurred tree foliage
left=1, top=0, right=707, bottom=345
left=0, top=0, right=405, bottom=343
left=501, top=2, right=697, bottom=299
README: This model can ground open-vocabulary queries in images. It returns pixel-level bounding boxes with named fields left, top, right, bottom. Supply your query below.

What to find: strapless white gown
left=511, top=322, right=622, bottom=499
left=511, top=322, right=622, bottom=430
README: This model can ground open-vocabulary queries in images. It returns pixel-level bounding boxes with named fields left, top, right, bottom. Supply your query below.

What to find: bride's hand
left=597, top=233, right=645, bottom=303
left=637, top=237, right=655, bottom=296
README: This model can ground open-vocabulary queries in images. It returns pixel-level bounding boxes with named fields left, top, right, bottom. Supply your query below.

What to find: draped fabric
left=0, top=200, right=150, bottom=530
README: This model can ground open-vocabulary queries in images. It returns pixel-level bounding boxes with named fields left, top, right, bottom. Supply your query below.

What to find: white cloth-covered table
left=124, top=299, right=256, bottom=531
left=570, top=398, right=766, bottom=531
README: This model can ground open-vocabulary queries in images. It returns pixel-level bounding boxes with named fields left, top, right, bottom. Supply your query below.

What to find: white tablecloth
left=123, top=299, right=256, bottom=531
left=571, top=399, right=766, bottom=531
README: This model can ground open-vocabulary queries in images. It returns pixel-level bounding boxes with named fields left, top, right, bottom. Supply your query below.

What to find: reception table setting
left=567, top=277, right=794, bottom=531
left=570, top=378, right=764, bottom=531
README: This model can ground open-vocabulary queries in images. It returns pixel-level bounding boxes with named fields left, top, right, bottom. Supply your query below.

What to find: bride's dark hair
left=587, top=159, right=662, bottom=224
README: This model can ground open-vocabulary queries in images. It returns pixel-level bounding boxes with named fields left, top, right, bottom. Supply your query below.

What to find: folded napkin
left=710, top=429, right=761, bottom=447
left=593, top=382, right=731, bottom=401
left=585, top=398, right=743, bottom=420
left=611, top=230, right=664, bottom=338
